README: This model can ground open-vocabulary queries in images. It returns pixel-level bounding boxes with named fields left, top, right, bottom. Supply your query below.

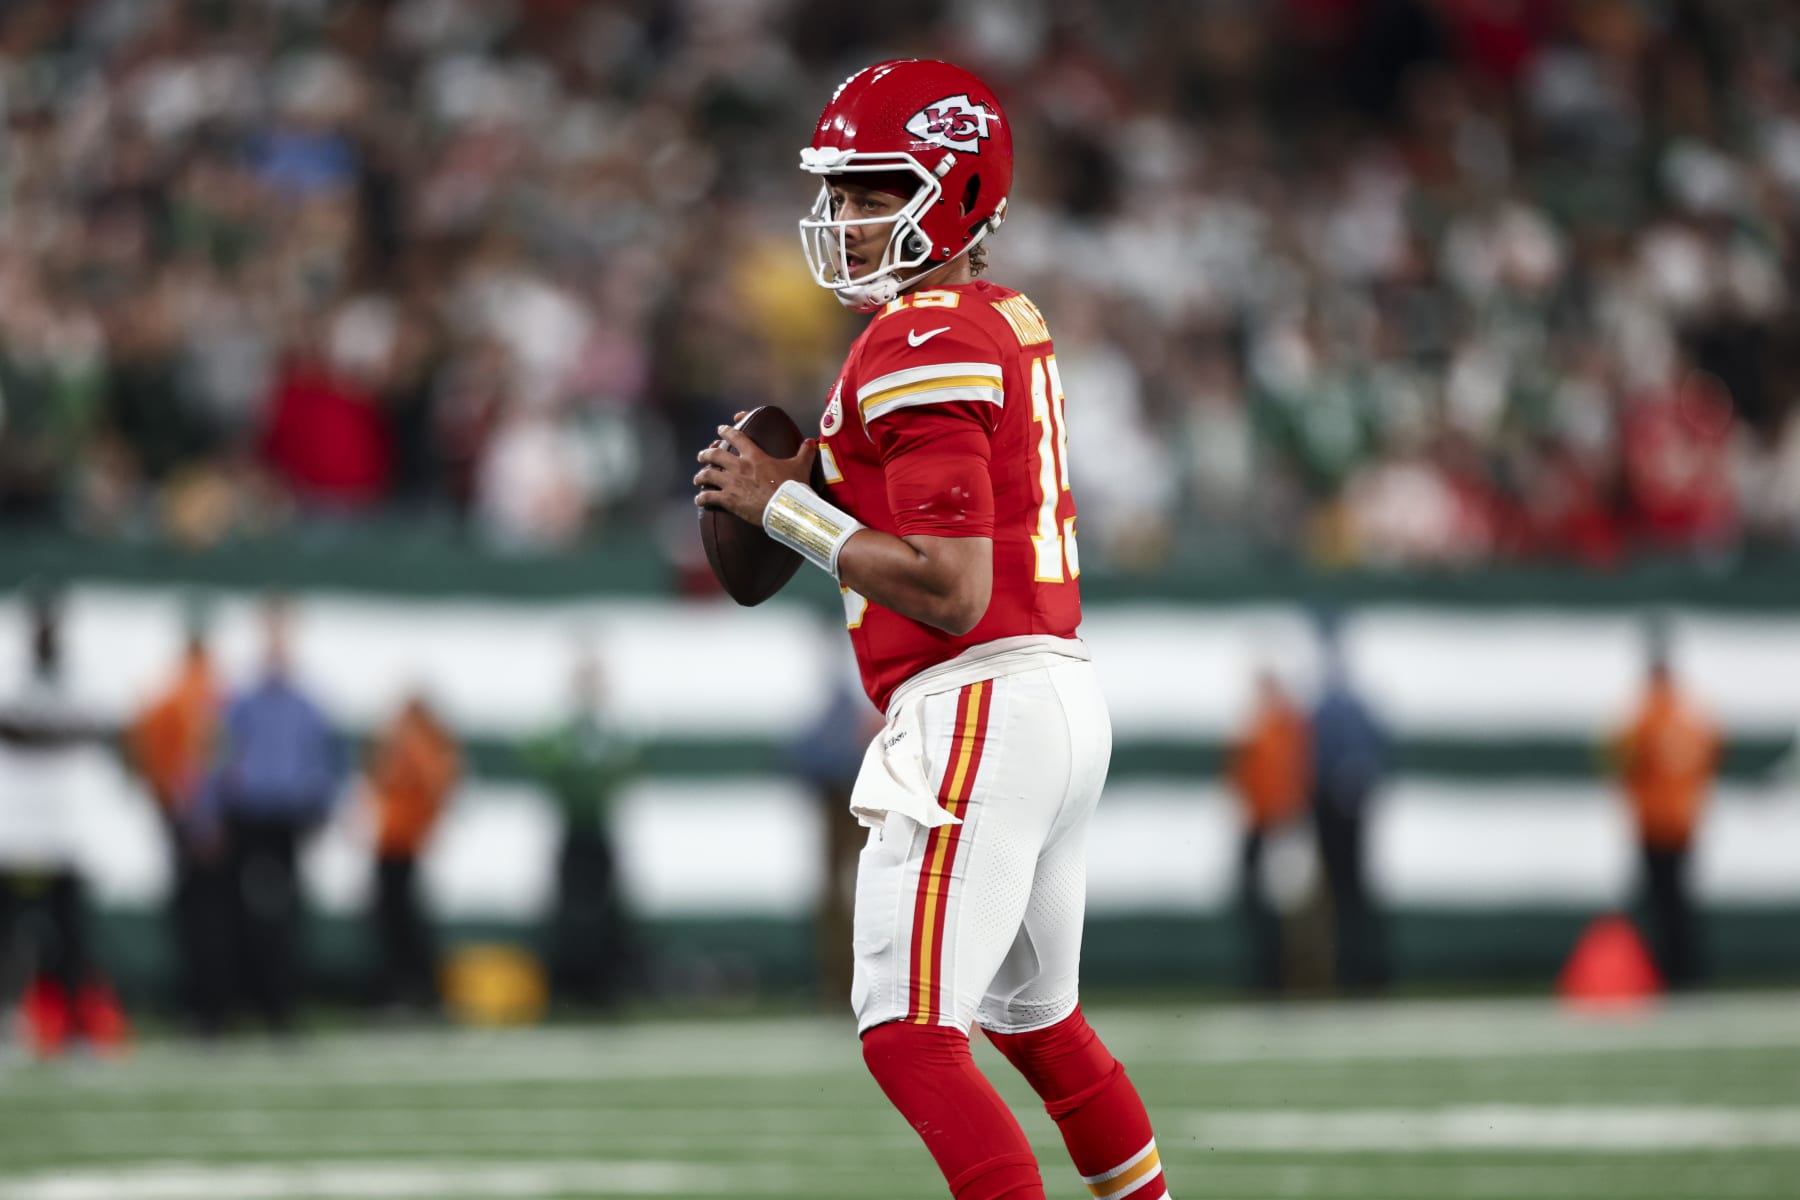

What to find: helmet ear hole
left=960, top=175, right=981, bottom=218
left=904, top=230, right=927, bottom=259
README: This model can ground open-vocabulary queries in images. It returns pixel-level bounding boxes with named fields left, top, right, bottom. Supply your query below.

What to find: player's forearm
left=837, top=531, right=992, bottom=635
left=757, top=481, right=992, bottom=632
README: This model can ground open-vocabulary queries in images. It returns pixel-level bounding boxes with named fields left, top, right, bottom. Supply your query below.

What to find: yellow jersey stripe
left=859, top=374, right=1002, bottom=418
left=857, top=360, right=1001, bottom=402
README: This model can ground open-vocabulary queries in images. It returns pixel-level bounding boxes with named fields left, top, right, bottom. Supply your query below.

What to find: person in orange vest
left=364, top=692, right=461, bottom=1011
left=1609, top=649, right=1720, bottom=989
left=1228, top=669, right=1311, bottom=994
left=126, top=614, right=226, bottom=1034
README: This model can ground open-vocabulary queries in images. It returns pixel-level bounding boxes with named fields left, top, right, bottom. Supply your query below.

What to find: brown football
left=698, top=405, right=807, bottom=606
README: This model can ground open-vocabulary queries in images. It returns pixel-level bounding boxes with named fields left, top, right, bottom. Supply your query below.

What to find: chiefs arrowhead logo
left=821, top=378, right=845, bottom=436
left=906, top=94, right=996, bottom=154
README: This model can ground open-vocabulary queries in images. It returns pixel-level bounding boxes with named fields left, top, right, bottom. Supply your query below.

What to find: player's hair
left=969, top=242, right=989, bottom=275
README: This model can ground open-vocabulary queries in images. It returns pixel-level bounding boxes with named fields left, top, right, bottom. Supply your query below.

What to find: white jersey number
left=1029, top=355, right=1079, bottom=583
left=841, top=585, right=869, bottom=629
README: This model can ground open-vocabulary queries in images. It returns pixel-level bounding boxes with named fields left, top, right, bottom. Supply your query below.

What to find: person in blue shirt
left=1309, top=616, right=1393, bottom=993
left=786, top=660, right=883, bottom=1007
left=197, top=595, right=344, bottom=1031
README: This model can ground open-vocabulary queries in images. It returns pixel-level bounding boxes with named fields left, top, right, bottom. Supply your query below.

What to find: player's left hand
left=694, top=425, right=820, bottom=525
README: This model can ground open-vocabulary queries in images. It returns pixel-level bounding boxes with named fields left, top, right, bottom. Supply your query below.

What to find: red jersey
left=814, top=280, right=1082, bottom=710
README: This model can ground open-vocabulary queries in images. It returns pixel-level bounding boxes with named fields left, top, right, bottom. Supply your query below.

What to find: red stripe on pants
left=907, top=680, right=994, bottom=1024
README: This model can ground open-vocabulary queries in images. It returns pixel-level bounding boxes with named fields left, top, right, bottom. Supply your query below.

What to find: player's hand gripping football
left=693, top=414, right=820, bottom=526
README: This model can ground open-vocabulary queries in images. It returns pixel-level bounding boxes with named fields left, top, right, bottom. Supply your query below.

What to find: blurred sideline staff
left=1226, top=669, right=1310, bottom=995
left=1309, top=627, right=1393, bottom=994
left=521, top=649, right=641, bottom=1009
left=364, top=692, right=460, bottom=1011
left=194, top=595, right=345, bottom=1031
left=786, top=669, right=883, bottom=1007
left=0, top=585, right=127, bottom=1055
left=1608, top=641, right=1720, bottom=990
left=126, top=608, right=227, bottom=1034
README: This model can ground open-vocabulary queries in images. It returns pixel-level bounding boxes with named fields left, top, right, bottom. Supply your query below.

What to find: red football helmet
left=799, top=60, right=1014, bottom=310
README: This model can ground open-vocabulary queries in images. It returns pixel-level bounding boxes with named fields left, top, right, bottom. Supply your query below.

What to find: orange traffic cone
left=1557, top=914, right=1662, bottom=1010
left=75, top=980, right=131, bottom=1056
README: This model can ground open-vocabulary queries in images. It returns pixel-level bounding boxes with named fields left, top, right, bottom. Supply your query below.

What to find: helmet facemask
left=798, top=150, right=943, bottom=311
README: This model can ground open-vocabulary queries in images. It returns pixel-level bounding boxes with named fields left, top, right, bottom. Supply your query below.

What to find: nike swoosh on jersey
left=907, top=325, right=952, bottom=347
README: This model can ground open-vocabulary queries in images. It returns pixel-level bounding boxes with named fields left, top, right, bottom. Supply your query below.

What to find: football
left=698, top=405, right=807, bottom=606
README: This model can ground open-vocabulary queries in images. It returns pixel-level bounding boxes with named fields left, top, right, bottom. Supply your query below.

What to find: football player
left=695, top=60, right=1171, bottom=1200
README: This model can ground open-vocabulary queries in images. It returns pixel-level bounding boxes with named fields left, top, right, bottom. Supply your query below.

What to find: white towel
left=847, top=698, right=962, bottom=831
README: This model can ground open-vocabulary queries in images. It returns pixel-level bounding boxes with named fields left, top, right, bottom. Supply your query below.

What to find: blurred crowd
left=5, top=0, right=1800, bottom=570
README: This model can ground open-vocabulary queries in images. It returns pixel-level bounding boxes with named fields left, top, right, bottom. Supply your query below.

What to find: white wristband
left=762, top=480, right=865, bottom=579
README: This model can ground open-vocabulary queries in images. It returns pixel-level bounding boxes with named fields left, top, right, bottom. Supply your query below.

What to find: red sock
left=861, top=1021, right=1045, bottom=1200
left=986, top=1007, right=1169, bottom=1199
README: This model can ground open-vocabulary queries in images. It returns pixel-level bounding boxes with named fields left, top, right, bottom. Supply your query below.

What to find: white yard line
left=4, top=1112, right=1795, bottom=1200
left=12, top=993, right=1796, bottom=1094
left=1180, top=1105, right=1800, bottom=1153
left=0, top=1160, right=787, bottom=1200
left=18, top=1102, right=1800, bottom=1158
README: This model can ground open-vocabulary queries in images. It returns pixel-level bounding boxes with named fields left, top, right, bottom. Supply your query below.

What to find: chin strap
left=838, top=250, right=981, bottom=311
left=837, top=274, right=902, bottom=312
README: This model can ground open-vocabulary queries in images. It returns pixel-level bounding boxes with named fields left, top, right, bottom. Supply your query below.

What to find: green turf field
left=3, top=993, right=1798, bottom=1199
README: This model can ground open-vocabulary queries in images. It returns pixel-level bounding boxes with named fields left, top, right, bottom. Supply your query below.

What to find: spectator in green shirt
left=520, top=649, right=641, bottom=1010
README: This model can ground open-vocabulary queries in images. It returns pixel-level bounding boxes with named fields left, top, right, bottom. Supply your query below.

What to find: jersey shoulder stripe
left=857, top=360, right=1004, bottom=423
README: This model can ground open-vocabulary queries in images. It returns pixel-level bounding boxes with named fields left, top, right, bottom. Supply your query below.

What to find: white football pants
left=849, top=655, right=1112, bottom=1034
